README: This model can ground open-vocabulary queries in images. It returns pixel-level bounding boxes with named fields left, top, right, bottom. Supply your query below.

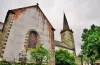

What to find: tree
left=55, top=49, right=76, bottom=65
left=30, top=44, right=50, bottom=65
left=81, top=24, right=100, bottom=65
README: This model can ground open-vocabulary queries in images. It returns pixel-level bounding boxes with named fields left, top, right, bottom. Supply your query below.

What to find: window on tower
left=70, top=33, right=73, bottom=40
left=63, top=33, right=66, bottom=39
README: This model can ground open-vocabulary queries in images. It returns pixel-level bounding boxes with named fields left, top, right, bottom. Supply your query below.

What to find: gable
left=2, top=4, right=55, bottom=32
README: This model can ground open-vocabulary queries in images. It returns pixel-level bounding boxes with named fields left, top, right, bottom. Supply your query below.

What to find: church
left=0, top=3, right=75, bottom=65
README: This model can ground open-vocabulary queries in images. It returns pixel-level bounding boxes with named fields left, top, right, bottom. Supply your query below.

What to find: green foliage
left=55, top=49, right=77, bottom=65
left=81, top=24, right=100, bottom=64
left=0, top=62, right=35, bottom=65
left=30, top=44, right=50, bottom=65
left=0, top=62, right=48, bottom=65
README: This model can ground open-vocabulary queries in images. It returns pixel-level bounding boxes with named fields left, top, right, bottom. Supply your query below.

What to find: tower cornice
left=60, top=29, right=73, bottom=34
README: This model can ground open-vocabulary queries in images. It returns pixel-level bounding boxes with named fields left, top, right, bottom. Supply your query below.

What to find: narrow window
left=28, top=31, right=38, bottom=48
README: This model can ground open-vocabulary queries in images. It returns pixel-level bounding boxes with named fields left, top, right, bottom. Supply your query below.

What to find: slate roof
left=0, top=22, right=3, bottom=30
left=54, top=40, right=75, bottom=51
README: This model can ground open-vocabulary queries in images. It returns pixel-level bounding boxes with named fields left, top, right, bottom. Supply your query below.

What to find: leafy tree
left=30, top=44, right=50, bottom=65
left=55, top=49, right=77, bottom=65
left=81, top=24, right=100, bottom=65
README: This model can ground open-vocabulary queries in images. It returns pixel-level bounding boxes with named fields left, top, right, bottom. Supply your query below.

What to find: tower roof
left=60, top=13, right=73, bottom=33
left=63, top=13, right=69, bottom=30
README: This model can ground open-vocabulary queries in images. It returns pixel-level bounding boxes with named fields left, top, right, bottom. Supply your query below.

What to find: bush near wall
left=0, top=62, right=48, bottom=65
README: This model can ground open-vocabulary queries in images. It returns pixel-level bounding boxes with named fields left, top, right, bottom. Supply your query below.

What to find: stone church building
left=0, top=3, right=75, bottom=65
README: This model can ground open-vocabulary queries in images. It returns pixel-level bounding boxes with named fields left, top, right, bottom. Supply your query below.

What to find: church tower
left=60, top=13, right=75, bottom=51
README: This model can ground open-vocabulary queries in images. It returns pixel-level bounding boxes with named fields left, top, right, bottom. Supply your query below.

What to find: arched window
left=28, top=31, right=38, bottom=48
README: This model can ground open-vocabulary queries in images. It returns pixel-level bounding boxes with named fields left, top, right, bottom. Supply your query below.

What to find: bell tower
left=60, top=13, right=75, bottom=51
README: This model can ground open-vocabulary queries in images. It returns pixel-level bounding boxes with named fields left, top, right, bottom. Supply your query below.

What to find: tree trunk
left=81, top=56, right=83, bottom=65
left=36, top=58, right=42, bottom=65
left=90, top=58, right=95, bottom=65
left=88, top=62, right=89, bottom=65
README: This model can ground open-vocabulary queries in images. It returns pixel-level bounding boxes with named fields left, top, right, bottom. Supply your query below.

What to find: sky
left=0, top=0, right=100, bottom=55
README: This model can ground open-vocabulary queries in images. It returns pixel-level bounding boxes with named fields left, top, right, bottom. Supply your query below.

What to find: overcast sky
left=0, top=0, right=100, bottom=55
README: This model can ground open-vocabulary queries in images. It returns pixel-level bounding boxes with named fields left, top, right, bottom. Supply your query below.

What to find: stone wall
left=2, top=6, right=55, bottom=65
